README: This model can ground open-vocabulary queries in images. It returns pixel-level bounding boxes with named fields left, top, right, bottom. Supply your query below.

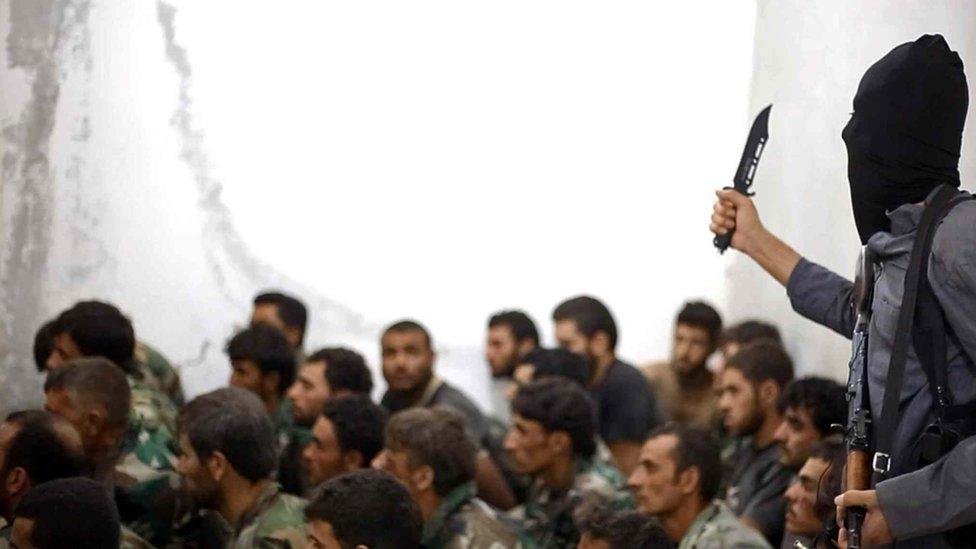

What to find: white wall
left=1, top=0, right=758, bottom=414
left=728, top=1, right=976, bottom=382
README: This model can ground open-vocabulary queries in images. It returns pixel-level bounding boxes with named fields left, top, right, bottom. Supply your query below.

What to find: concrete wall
left=728, top=1, right=976, bottom=380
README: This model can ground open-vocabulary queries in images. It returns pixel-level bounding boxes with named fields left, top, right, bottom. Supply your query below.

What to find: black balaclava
left=842, top=34, right=969, bottom=243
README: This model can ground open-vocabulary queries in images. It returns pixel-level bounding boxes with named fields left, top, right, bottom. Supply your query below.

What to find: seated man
left=379, top=319, right=515, bottom=510
left=552, top=295, right=660, bottom=474
left=628, top=423, right=770, bottom=548
left=303, top=395, right=388, bottom=488
left=373, top=407, right=524, bottom=549
left=773, top=377, right=846, bottom=471
left=43, top=358, right=173, bottom=546
left=783, top=438, right=844, bottom=549
left=10, top=477, right=122, bottom=549
left=43, top=301, right=178, bottom=469
left=251, top=290, right=308, bottom=356
left=505, top=378, right=631, bottom=547
left=642, top=301, right=723, bottom=428
left=282, top=347, right=374, bottom=495
left=305, top=469, right=423, bottom=549
left=485, top=310, right=541, bottom=423
left=576, top=507, right=672, bottom=549
left=0, top=411, right=86, bottom=542
left=225, top=324, right=297, bottom=441
left=175, top=387, right=306, bottom=548
left=716, top=340, right=794, bottom=546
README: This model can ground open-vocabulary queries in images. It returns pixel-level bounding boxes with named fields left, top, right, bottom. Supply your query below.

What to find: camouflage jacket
left=227, top=482, right=307, bottom=549
left=114, top=449, right=182, bottom=547
left=508, top=458, right=632, bottom=548
left=423, top=483, right=529, bottom=549
left=677, top=502, right=772, bottom=549
left=278, top=424, right=312, bottom=496
left=134, top=341, right=185, bottom=407
left=0, top=521, right=8, bottom=549
left=126, top=374, right=179, bottom=472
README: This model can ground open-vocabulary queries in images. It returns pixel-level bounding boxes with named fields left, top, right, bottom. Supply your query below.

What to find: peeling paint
left=0, top=0, right=92, bottom=412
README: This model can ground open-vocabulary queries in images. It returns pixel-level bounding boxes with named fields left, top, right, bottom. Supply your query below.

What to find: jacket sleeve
left=785, top=258, right=855, bottom=339
left=876, top=434, right=976, bottom=539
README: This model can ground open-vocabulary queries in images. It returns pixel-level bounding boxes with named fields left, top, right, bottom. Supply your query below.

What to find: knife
left=714, top=104, right=772, bottom=253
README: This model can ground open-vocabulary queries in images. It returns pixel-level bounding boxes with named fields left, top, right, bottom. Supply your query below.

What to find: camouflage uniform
left=422, top=482, right=530, bottom=549
left=227, top=482, right=307, bottom=549
left=677, top=502, right=772, bottom=549
left=134, top=341, right=185, bottom=407
left=0, top=521, right=9, bottom=549
left=127, top=375, right=179, bottom=471
left=110, top=369, right=182, bottom=546
left=114, top=448, right=182, bottom=547
left=508, top=458, right=632, bottom=548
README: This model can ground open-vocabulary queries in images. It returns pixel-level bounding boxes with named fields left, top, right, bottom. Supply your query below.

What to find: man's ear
left=410, top=465, right=435, bottom=493
left=590, top=331, right=612, bottom=357
left=517, top=339, right=535, bottom=357
left=343, top=450, right=364, bottom=472
left=4, top=467, right=29, bottom=499
left=206, top=451, right=229, bottom=483
left=759, top=380, right=781, bottom=408
left=83, top=408, right=106, bottom=439
left=548, top=431, right=572, bottom=456
left=676, top=465, right=701, bottom=497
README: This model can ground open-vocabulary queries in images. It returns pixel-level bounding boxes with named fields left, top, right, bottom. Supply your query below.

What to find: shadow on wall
left=0, top=0, right=372, bottom=413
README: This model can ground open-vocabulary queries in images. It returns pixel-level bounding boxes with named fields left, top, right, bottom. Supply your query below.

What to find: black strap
left=873, top=185, right=962, bottom=482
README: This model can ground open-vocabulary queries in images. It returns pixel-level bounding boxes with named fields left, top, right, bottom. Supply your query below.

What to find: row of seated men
left=0, top=293, right=848, bottom=548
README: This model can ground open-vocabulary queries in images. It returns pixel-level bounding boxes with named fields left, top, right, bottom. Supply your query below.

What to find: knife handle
left=713, top=185, right=735, bottom=254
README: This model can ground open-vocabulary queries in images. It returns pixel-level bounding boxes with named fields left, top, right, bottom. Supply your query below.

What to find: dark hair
left=676, top=301, right=723, bottom=345
left=719, top=320, right=782, bottom=348
left=777, top=377, right=847, bottom=437
left=226, top=325, right=296, bottom=394
left=1, top=411, right=86, bottom=484
left=253, top=291, right=308, bottom=344
left=518, top=348, right=590, bottom=387
left=725, top=340, right=794, bottom=390
left=307, top=347, right=374, bottom=395
left=13, top=477, right=121, bottom=548
left=811, top=437, right=846, bottom=543
left=305, top=469, right=422, bottom=549
left=382, top=320, right=433, bottom=349
left=322, top=395, right=388, bottom=466
left=178, top=388, right=277, bottom=482
left=576, top=507, right=672, bottom=549
left=384, top=407, right=476, bottom=497
left=512, top=377, right=597, bottom=458
left=33, top=320, right=56, bottom=372
left=44, top=358, right=131, bottom=432
left=51, top=301, right=136, bottom=374
left=488, top=310, right=540, bottom=347
left=552, top=296, right=618, bottom=350
left=647, top=422, right=722, bottom=502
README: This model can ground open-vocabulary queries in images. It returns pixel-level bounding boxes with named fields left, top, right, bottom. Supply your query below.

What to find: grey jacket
left=786, top=195, right=976, bottom=547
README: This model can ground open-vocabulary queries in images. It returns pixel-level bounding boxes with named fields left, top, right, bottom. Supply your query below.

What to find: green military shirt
left=509, top=458, right=632, bottom=548
left=423, top=483, right=529, bottom=549
left=127, top=375, right=178, bottom=471
left=115, top=449, right=181, bottom=547
left=0, top=520, right=9, bottom=549
left=227, top=482, right=307, bottom=549
left=134, top=341, right=185, bottom=407
left=677, top=502, right=772, bottom=549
